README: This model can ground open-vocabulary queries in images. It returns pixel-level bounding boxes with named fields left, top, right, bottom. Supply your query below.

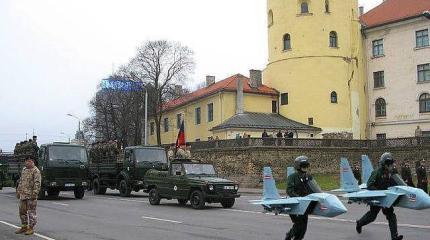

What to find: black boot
left=392, top=235, right=403, bottom=240
left=284, top=233, right=292, bottom=240
left=356, top=221, right=362, bottom=234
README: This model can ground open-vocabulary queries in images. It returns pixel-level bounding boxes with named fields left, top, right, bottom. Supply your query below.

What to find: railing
left=190, top=137, right=430, bottom=150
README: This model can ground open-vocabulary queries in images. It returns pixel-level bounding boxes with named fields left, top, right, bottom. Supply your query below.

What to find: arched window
left=331, top=91, right=338, bottom=103
left=330, top=31, right=338, bottom=47
left=268, top=10, right=274, bottom=27
left=301, top=2, right=309, bottom=13
left=283, top=34, right=291, bottom=50
left=419, top=93, right=430, bottom=113
left=325, top=0, right=330, bottom=13
left=375, top=98, right=386, bottom=117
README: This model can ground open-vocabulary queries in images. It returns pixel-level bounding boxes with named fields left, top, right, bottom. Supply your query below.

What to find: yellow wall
left=264, top=0, right=367, bottom=139
left=148, top=91, right=278, bottom=145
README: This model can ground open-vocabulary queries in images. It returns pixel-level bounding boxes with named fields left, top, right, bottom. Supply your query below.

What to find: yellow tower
left=263, top=0, right=367, bottom=139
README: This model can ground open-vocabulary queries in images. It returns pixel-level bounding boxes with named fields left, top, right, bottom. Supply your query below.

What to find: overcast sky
left=0, top=0, right=383, bottom=151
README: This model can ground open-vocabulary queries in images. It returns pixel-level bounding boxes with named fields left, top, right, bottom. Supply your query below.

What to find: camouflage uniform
left=175, top=148, right=187, bottom=159
left=17, top=166, right=41, bottom=229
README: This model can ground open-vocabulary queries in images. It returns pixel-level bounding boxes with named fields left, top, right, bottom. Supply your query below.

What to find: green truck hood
left=188, top=176, right=235, bottom=184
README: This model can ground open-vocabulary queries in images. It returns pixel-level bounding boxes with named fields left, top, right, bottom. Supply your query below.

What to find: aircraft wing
left=343, top=190, right=386, bottom=198
left=250, top=198, right=300, bottom=206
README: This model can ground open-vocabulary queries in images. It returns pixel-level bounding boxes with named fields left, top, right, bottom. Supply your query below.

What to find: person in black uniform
left=416, top=159, right=428, bottom=194
left=400, top=160, right=415, bottom=187
left=356, top=152, right=403, bottom=240
left=285, top=156, right=314, bottom=240
left=353, top=162, right=361, bottom=185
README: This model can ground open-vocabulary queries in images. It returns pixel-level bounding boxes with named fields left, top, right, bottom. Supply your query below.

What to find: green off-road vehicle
left=145, top=159, right=240, bottom=209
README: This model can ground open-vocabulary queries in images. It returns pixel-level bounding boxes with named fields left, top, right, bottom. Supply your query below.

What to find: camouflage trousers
left=19, top=199, right=37, bottom=228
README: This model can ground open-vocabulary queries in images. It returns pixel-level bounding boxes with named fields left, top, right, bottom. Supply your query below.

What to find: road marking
left=222, top=209, right=430, bottom=230
left=0, top=221, right=56, bottom=240
left=62, top=192, right=148, bottom=203
left=51, top=202, right=69, bottom=207
left=0, top=194, right=15, bottom=198
left=141, top=216, right=182, bottom=224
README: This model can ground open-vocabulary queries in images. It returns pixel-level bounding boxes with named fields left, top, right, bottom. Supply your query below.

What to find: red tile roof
left=360, top=0, right=430, bottom=29
left=163, top=74, right=278, bottom=112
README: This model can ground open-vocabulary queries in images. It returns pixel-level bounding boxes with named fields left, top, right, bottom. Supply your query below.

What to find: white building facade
left=364, top=16, right=430, bottom=139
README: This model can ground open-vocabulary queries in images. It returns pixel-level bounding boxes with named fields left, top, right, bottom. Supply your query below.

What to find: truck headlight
left=82, top=182, right=88, bottom=186
left=50, top=182, right=57, bottom=186
left=234, top=185, right=239, bottom=190
left=208, top=185, right=214, bottom=191
left=138, top=181, right=144, bottom=185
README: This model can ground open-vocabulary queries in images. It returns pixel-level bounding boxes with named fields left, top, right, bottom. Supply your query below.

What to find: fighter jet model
left=359, top=155, right=374, bottom=189
left=335, top=158, right=430, bottom=210
left=333, top=155, right=374, bottom=192
left=250, top=167, right=347, bottom=217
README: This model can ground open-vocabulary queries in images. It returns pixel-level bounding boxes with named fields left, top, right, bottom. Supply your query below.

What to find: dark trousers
left=357, top=206, right=398, bottom=239
left=285, top=214, right=308, bottom=240
left=417, top=181, right=428, bottom=194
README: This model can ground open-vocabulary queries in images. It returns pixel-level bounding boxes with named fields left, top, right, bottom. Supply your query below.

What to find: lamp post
left=67, top=113, right=82, bottom=141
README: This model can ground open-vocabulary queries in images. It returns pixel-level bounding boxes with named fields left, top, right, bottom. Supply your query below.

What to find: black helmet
left=379, top=152, right=394, bottom=167
left=294, top=156, right=310, bottom=170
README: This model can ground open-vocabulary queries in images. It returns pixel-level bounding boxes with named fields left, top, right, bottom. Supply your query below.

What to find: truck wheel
left=47, top=189, right=60, bottom=197
left=148, top=188, right=161, bottom=205
left=37, top=190, right=46, bottom=200
left=74, top=187, right=85, bottom=199
left=93, top=179, right=106, bottom=195
left=178, top=199, right=188, bottom=206
left=190, top=190, right=205, bottom=209
left=220, top=198, right=235, bottom=208
left=119, top=180, right=131, bottom=197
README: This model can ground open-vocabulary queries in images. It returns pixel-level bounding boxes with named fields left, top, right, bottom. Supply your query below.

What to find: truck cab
left=90, top=146, right=168, bottom=197
left=37, top=143, right=89, bottom=199
left=145, top=159, right=240, bottom=209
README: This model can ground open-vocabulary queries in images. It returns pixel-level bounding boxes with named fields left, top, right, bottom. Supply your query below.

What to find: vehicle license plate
left=65, top=183, right=75, bottom=187
left=224, top=186, right=234, bottom=190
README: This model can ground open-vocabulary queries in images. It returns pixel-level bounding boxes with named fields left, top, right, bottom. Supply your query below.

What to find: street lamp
left=67, top=113, right=81, bottom=132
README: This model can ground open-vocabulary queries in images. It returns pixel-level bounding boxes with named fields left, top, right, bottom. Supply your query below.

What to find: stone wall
left=192, top=146, right=430, bottom=187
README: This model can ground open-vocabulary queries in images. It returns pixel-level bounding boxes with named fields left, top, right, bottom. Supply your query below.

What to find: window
left=329, top=31, right=337, bottom=47
left=283, top=34, right=291, bottom=50
left=207, top=103, right=214, bottom=122
left=373, top=71, right=385, bottom=88
left=281, top=93, right=289, bottom=105
left=423, top=131, right=430, bottom=137
left=301, top=2, right=309, bottom=13
left=195, top=107, right=201, bottom=125
left=375, top=98, right=386, bottom=117
left=150, top=122, right=155, bottom=135
left=376, top=133, right=386, bottom=140
left=419, top=93, right=430, bottom=113
left=418, top=64, right=430, bottom=82
left=272, top=101, right=277, bottom=113
left=163, top=118, right=169, bottom=132
left=325, top=0, right=330, bottom=13
left=176, top=113, right=182, bottom=129
left=268, top=10, right=274, bottom=27
left=416, top=29, right=429, bottom=48
left=308, top=117, right=314, bottom=126
left=330, top=91, right=338, bottom=103
left=372, top=39, right=384, bottom=57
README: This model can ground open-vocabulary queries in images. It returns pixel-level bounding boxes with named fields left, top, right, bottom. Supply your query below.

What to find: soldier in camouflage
left=15, top=157, right=41, bottom=236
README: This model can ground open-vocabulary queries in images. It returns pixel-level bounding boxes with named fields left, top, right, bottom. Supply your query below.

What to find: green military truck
left=89, top=146, right=168, bottom=197
left=0, top=155, right=9, bottom=190
left=7, top=143, right=90, bottom=199
left=145, top=159, right=241, bottom=209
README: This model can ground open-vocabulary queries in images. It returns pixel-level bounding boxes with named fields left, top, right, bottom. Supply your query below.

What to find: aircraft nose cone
left=326, top=195, right=348, bottom=217
left=418, top=191, right=430, bottom=209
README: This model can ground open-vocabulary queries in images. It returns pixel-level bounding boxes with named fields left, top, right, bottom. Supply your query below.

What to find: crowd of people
left=166, top=143, right=192, bottom=161
left=13, top=136, right=39, bottom=160
left=89, top=141, right=120, bottom=162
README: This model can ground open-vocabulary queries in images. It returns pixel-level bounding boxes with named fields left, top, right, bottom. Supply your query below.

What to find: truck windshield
left=49, top=146, right=88, bottom=162
left=134, top=148, right=167, bottom=163
left=183, top=164, right=216, bottom=175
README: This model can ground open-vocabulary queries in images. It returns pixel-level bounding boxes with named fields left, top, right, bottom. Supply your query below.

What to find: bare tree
left=129, top=40, right=195, bottom=145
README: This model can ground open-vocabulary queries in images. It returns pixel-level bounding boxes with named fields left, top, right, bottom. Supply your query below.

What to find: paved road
left=1, top=188, right=430, bottom=240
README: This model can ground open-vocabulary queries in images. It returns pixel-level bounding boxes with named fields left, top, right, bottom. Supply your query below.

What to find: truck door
left=168, top=164, right=188, bottom=198
left=125, top=149, right=135, bottom=180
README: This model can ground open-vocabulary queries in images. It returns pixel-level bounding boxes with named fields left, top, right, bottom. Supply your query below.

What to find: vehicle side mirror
left=175, top=171, right=182, bottom=176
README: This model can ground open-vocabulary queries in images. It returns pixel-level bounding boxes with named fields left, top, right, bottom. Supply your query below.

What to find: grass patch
left=276, top=173, right=340, bottom=192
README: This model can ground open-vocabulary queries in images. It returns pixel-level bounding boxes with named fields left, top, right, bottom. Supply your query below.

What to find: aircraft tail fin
left=287, top=167, right=295, bottom=178
left=263, top=167, right=281, bottom=201
left=361, top=155, right=373, bottom=184
left=340, top=158, right=360, bottom=192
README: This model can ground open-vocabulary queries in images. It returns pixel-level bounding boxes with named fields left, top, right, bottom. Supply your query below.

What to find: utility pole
left=144, top=88, right=148, bottom=146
